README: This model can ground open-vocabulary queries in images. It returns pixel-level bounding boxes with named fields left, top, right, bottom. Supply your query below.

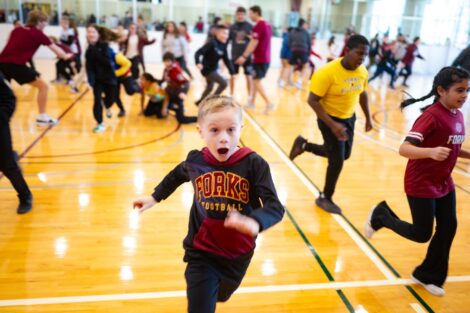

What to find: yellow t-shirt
left=144, top=83, right=165, bottom=102
left=309, top=58, right=368, bottom=119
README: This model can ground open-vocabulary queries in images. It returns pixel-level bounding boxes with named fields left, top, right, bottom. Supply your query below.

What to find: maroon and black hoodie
left=151, top=147, right=284, bottom=281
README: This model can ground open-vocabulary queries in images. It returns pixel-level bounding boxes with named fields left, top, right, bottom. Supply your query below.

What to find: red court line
left=23, top=125, right=181, bottom=158
left=19, top=89, right=90, bottom=159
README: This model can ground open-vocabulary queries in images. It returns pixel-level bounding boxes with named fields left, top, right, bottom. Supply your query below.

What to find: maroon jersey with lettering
left=404, top=102, right=465, bottom=198
left=0, top=26, right=52, bottom=65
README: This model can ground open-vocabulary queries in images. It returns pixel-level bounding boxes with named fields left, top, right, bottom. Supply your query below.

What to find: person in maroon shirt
left=397, top=36, right=425, bottom=87
left=365, top=67, right=470, bottom=296
left=0, top=10, right=71, bottom=126
left=235, top=5, right=275, bottom=114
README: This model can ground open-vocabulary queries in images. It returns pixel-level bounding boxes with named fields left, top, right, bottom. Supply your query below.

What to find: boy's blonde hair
left=197, top=95, right=242, bottom=123
left=26, top=10, right=48, bottom=27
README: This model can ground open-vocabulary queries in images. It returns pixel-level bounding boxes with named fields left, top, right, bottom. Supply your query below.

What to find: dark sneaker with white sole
left=364, top=200, right=399, bottom=239
left=411, top=274, right=445, bottom=296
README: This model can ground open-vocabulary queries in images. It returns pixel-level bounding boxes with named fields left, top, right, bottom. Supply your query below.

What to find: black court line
left=240, top=138, right=355, bottom=312
left=242, top=111, right=435, bottom=313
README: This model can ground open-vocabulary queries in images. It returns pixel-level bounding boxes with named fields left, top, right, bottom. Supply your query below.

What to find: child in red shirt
left=162, top=52, right=197, bottom=124
left=365, top=67, right=470, bottom=296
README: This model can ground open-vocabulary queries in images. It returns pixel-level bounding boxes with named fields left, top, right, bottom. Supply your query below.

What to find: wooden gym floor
left=0, top=60, right=469, bottom=312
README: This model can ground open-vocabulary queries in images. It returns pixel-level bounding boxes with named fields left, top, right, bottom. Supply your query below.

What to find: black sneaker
left=289, top=135, right=307, bottom=160
left=17, top=195, right=33, bottom=214
left=315, top=195, right=342, bottom=214
left=117, top=110, right=126, bottom=117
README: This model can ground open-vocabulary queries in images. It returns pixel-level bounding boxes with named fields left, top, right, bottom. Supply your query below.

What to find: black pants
left=379, top=191, right=457, bottom=287
left=399, top=64, right=412, bottom=83
left=0, top=103, right=31, bottom=201
left=114, top=76, right=140, bottom=113
left=369, top=62, right=396, bottom=86
left=199, top=71, right=227, bottom=102
left=143, top=99, right=165, bottom=118
left=176, top=56, right=193, bottom=79
left=74, top=54, right=82, bottom=73
left=185, top=261, right=240, bottom=313
left=169, top=97, right=197, bottom=124
left=304, top=115, right=355, bottom=200
left=130, top=56, right=141, bottom=79
left=56, top=59, right=74, bottom=81
left=92, top=82, right=117, bottom=124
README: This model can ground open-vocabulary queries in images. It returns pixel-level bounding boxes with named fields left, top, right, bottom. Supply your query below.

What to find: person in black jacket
left=133, top=95, right=284, bottom=313
left=288, top=18, right=311, bottom=88
left=194, top=25, right=235, bottom=105
left=0, top=71, right=33, bottom=214
left=452, top=44, right=470, bottom=74
left=85, top=25, right=119, bottom=133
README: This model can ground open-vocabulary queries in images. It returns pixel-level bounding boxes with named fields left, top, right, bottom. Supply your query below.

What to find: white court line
left=410, top=303, right=427, bottom=313
left=2, top=276, right=470, bottom=307
left=242, top=111, right=397, bottom=280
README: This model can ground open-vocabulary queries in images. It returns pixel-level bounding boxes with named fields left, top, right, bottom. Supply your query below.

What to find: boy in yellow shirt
left=289, top=34, right=373, bottom=214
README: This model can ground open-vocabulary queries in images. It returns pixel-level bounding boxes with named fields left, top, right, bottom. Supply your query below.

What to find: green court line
left=240, top=137, right=355, bottom=312
left=243, top=111, right=435, bottom=313
left=285, top=208, right=355, bottom=312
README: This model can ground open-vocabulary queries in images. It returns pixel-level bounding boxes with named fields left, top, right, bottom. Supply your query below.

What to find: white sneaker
left=364, top=205, right=378, bottom=239
left=296, top=81, right=303, bottom=89
left=106, top=109, right=112, bottom=118
left=36, top=114, right=59, bottom=126
left=411, top=275, right=445, bottom=296
left=93, top=124, right=105, bottom=133
left=245, top=102, right=256, bottom=110
left=264, top=103, right=275, bottom=115
left=278, top=80, right=285, bottom=88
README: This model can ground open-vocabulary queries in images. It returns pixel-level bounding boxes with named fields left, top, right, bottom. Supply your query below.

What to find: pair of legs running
left=0, top=62, right=58, bottom=126
left=185, top=254, right=250, bottom=313
left=289, top=115, right=356, bottom=214
left=365, top=191, right=456, bottom=296
left=0, top=76, right=32, bottom=214
left=92, top=82, right=117, bottom=132
left=195, top=71, right=228, bottom=105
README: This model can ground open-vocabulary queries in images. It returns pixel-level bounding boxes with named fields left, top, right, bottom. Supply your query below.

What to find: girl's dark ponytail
left=400, top=66, right=470, bottom=111
left=400, top=90, right=433, bottom=110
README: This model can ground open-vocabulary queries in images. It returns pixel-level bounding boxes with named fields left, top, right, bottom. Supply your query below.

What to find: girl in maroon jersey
left=365, top=67, right=470, bottom=296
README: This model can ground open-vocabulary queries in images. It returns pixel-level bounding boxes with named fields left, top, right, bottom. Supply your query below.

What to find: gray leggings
left=199, top=71, right=227, bottom=101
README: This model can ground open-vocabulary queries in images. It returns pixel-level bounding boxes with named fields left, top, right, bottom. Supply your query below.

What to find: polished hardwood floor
left=0, top=60, right=469, bottom=312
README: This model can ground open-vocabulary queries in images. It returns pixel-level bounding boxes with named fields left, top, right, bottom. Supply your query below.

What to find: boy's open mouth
left=217, top=148, right=229, bottom=155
